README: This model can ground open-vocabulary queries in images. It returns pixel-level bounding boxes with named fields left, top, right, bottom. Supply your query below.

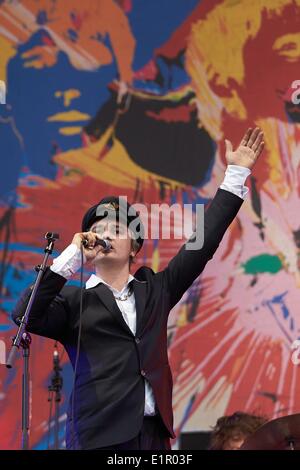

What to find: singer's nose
left=93, top=221, right=120, bottom=240
left=104, top=222, right=119, bottom=239
left=102, top=227, right=114, bottom=240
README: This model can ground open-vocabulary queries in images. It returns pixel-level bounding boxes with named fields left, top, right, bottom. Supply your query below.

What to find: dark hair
left=81, top=196, right=144, bottom=251
left=209, top=411, right=268, bottom=450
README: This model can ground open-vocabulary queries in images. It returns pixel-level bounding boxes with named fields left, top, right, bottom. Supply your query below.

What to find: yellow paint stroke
left=132, top=85, right=193, bottom=103
left=151, top=247, right=160, bottom=273
left=47, top=110, right=91, bottom=122
left=273, top=33, right=300, bottom=62
left=59, top=126, right=83, bottom=136
left=54, top=126, right=184, bottom=190
left=55, top=89, right=81, bottom=107
left=0, top=36, right=16, bottom=83
left=177, top=304, right=188, bottom=328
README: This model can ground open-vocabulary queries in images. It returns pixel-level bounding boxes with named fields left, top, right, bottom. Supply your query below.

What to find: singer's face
left=90, top=220, right=135, bottom=265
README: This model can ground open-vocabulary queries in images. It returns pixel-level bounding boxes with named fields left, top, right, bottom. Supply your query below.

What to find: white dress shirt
left=50, top=165, right=251, bottom=415
left=220, top=164, right=251, bottom=198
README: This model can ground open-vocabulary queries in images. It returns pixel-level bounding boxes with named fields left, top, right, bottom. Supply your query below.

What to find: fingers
left=82, top=232, right=102, bottom=249
left=254, top=141, right=265, bottom=159
left=73, top=232, right=100, bottom=250
left=246, top=127, right=264, bottom=161
left=252, top=130, right=264, bottom=153
left=239, top=128, right=253, bottom=146
left=246, top=127, right=261, bottom=148
left=225, top=126, right=264, bottom=169
left=244, top=126, right=265, bottom=157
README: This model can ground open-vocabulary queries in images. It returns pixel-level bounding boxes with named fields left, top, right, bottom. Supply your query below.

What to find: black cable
left=70, top=244, right=85, bottom=449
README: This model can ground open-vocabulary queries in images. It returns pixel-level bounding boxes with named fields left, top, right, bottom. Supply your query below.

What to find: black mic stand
left=6, top=232, right=59, bottom=450
left=47, top=346, right=63, bottom=449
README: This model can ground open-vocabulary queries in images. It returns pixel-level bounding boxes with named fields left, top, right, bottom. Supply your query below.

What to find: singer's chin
left=95, top=250, right=112, bottom=262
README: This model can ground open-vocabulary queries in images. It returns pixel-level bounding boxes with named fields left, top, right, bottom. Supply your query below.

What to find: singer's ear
left=129, top=239, right=140, bottom=263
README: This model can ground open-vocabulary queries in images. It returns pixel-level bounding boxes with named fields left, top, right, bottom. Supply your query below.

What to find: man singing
left=13, top=127, right=264, bottom=450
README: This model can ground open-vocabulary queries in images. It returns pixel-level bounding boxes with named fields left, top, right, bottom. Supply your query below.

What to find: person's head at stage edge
left=81, top=196, right=144, bottom=272
left=209, top=411, right=268, bottom=450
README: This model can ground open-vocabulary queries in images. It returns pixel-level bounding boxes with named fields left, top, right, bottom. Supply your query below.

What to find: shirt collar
left=86, top=273, right=136, bottom=294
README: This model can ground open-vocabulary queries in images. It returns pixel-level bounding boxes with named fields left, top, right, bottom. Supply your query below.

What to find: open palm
left=225, top=127, right=264, bottom=169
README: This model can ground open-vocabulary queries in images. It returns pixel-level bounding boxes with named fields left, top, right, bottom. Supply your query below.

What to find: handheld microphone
left=82, top=238, right=111, bottom=251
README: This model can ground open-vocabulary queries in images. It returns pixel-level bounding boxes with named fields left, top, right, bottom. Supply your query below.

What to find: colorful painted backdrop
left=1, top=0, right=300, bottom=449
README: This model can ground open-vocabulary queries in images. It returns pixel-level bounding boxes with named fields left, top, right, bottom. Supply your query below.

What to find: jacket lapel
left=133, top=279, right=147, bottom=336
left=93, top=283, right=133, bottom=336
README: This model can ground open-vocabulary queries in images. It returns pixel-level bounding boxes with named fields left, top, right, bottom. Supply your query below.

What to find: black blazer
left=13, top=189, right=243, bottom=449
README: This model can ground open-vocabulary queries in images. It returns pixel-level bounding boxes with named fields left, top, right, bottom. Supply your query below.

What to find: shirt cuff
left=220, top=164, right=251, bottom=200
left=50, top=243, right=85, bottom=279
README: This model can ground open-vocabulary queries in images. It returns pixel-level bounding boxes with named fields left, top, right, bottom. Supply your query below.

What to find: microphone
left=82, top=238, right=111, bottom=251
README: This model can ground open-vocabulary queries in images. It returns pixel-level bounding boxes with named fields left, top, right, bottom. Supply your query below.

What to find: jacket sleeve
left=11, top=267, right=70, bottom=343
left=163, top=188, right=243, bottom=308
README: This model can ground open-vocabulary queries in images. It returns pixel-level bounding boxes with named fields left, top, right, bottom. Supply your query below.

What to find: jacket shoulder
left=60, top=284, right=82, bottom=299
left=134, top=265, right=156, bottom=281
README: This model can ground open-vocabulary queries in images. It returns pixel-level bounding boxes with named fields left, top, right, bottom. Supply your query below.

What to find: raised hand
left=225, top=127, right=264, bottom=169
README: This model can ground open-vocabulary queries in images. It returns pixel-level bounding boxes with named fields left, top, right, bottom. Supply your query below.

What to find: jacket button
left=141, top=370, right=146, bottom=377
left=135, top=337, right=140, bottom=344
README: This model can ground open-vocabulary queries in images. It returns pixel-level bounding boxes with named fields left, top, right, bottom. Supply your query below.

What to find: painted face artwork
left=1, top=0, right=300, bottom=449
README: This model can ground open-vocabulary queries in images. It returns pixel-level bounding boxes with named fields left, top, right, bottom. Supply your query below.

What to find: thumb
left=225, top=139, right=233, bottom=154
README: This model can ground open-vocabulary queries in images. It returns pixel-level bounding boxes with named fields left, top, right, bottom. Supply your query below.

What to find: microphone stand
left=47, top=347, right=63, bottom=449
left=6, top=232, right=59, bottom=450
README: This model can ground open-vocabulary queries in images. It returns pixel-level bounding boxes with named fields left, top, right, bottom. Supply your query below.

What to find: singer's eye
left=92, top=226, right=105, bottom=236
left=106, top=223, right=119, bottom=236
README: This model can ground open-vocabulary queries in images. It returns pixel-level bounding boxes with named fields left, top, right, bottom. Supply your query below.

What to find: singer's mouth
left=103, top=245, right=113, bottom=251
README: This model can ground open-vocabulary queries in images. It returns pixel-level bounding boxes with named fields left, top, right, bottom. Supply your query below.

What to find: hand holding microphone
left=71, top=231, right=111, bottom=261
left=82, top=238, right=111, bottom=251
